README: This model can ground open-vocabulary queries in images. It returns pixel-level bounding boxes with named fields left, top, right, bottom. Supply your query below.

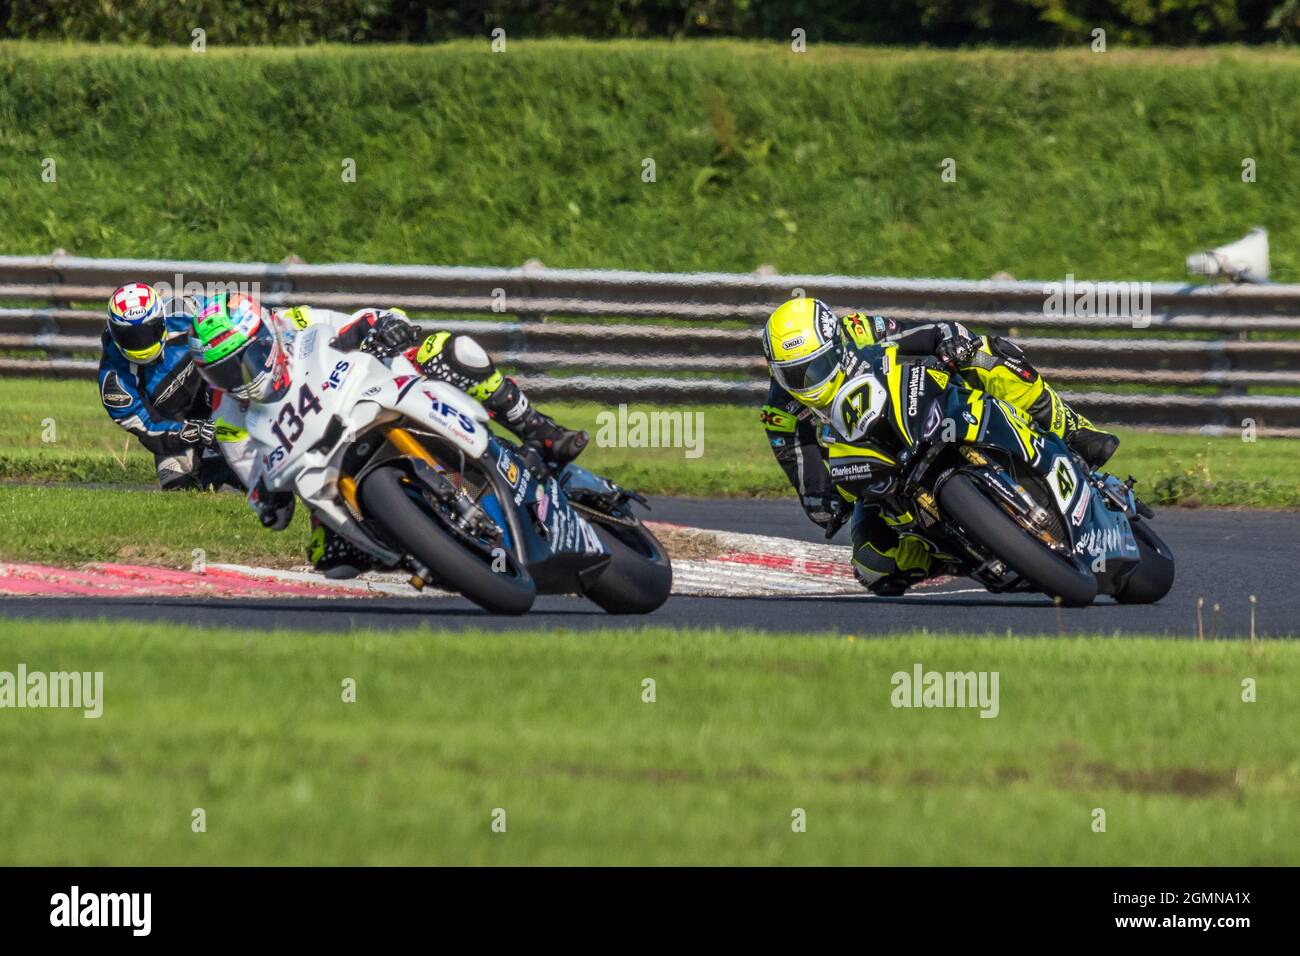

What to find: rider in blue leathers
left=98, top=282, right=238, bottom=490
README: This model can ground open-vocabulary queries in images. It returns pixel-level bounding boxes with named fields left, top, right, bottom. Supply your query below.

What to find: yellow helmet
left=761, top=297, right=845, bottom=408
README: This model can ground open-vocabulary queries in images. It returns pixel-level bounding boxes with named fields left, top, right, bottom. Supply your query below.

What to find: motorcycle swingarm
left=560, top=463, right=649, bottom=520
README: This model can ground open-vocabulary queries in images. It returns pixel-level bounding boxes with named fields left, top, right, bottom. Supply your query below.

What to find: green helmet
left=189, top=293, right=287, bottom=402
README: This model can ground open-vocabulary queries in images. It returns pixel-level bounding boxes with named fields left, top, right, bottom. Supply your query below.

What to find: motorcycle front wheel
left=938, top=471, right=1098, bottom=607
left=359, top=465, right=536, bottom=615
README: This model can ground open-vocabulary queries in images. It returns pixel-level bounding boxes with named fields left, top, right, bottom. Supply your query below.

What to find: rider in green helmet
left=189, top=292, right=589, bottom=577
left=189, top=292, right=290, bottom=403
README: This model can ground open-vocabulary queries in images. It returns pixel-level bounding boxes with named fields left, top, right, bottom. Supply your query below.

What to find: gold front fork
left=338, top=474, right=360, bottom=512
left=337, top=425, right=437, bottom=513
left=382, top=425, right=439, bottom=468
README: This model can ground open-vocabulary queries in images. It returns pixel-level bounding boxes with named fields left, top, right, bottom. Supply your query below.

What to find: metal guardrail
left=4, top=253, right=1300, bottom=433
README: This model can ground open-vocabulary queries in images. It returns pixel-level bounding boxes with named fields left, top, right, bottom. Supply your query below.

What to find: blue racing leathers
left=97, top=311, right=232, bottom=489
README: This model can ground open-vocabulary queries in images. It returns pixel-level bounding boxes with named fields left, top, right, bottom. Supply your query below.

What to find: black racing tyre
left=938, top=472, right=1097, bottom=607
left=583, top=520, right=673, bottom=614
left=359, top=465, right=535, bottom=615
left=1114, top=519, right=1175, bottom=605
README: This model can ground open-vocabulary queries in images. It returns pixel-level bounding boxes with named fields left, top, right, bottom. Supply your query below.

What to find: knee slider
left=985, top=335, right=1040, bottom=382
left=987, top=335, right=1025, bottom=361
left=450, top=335, right=492, bottom=372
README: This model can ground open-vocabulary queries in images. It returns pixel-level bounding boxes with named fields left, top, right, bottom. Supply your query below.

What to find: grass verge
left=0, top=622, right=1294, bottom=865
left=5, top=378, right=1300, bottom=511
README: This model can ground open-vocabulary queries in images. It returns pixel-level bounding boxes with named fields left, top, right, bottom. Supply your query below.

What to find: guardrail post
left=516, top=258, right=546, bottom=323
left=269, top=255, right=301, bottom=306
left=46, top=248, right=71, bottom=329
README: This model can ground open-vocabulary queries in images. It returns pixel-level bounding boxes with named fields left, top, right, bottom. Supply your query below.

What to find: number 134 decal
left=270, top=383, right=323, bottom=450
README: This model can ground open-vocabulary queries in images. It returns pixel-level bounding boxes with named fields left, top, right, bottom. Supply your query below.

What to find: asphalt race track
left=1, top=499, right=1290, bottom=637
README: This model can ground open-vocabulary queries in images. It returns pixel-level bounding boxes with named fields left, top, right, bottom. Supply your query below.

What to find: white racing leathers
left=211, top=306, right=366, bottom=498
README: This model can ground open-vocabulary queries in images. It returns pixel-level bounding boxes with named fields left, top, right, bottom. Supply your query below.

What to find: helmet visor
left=109, top=314, right=165, bottom=355
left=772, top=341, right=840, bottom=394
left=197, top=323, right=281, bottom=401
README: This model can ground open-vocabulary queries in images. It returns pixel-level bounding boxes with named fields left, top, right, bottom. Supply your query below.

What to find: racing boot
left=413, top=331, right=590, bottom=466
left=1028, top=383, right=1119, bottom=469
left=1067, top=424, right=1120, bottom=470
left=864, top=566, right=928, bottom=597
left=515, top=407, right=589, bottom=465
left=1062, top=403, right=1119, bottom=470
left=859, top=559, right=961, bottom=596
left=486, top=377, right=589, bottom=466
left=309, top=521, right=383, bottom=580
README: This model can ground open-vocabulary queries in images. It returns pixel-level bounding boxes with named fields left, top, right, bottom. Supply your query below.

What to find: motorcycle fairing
left=841, top=351, right=1141, bottom=579
left=939, top=386, right=1141, bottom=573
left=459, top=436, right=608, bottom=594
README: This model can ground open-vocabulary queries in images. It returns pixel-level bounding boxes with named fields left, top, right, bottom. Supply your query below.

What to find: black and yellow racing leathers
left=761, top=312, right=1106, bottom=588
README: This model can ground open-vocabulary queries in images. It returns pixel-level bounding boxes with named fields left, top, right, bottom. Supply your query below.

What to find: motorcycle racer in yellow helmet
left=760, top=296, right=1119, bottom=596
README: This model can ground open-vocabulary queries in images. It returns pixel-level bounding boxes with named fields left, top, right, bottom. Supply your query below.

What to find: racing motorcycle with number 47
left=824, top=344, right=1175, bottom=606
left=242, top=323, right=672, bottom=615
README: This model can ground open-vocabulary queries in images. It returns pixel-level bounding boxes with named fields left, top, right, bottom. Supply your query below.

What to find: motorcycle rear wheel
left=938, top=472, right=1098, bottom=607
left=1113, top=519, right=1175, bottom=605
left=582, top=519, right=673, bottom=614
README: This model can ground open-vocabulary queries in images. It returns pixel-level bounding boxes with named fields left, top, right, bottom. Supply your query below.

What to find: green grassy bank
left=0, top=622, right=1294, bottom=865
left=1, top=41, right=1297, bottom=280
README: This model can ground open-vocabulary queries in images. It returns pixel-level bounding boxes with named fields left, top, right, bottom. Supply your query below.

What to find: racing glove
left=179, top=418, right=218, bottom=448
left=250, top=478, right=295, bottom=531
left=359, top=311, right=419, bottom=359
left=802, top=494, right=849, bottom=534
left=934, top=336, right=978, bottom=371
